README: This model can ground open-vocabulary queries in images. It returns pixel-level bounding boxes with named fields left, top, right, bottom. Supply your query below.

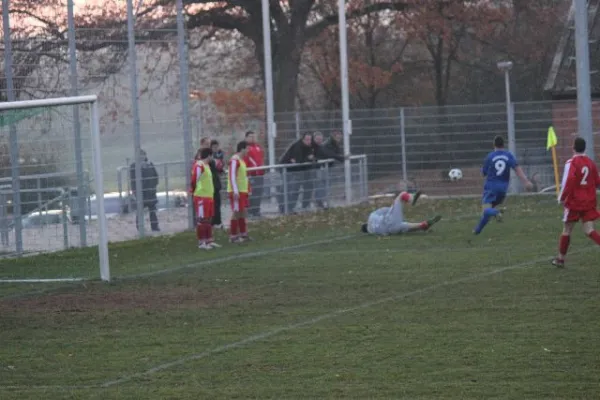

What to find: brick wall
left=551, top=102, right=600, bottom=168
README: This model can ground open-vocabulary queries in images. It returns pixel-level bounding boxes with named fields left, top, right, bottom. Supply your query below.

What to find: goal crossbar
left=0, top=94, right=110, bottom=282
left=0, top=95, right=98, bottom=112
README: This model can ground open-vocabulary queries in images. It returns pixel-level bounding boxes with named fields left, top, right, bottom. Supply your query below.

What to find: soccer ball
left=448, top=168, right=463, bottom=181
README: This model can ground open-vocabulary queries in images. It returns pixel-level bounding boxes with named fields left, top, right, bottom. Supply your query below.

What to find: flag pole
left=547, top=126, right=561, bottom=197
left=551, top=146, right=560, bottom=197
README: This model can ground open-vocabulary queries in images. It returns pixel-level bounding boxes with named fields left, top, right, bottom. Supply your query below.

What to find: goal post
left=0, top=95, right=110, bottom=282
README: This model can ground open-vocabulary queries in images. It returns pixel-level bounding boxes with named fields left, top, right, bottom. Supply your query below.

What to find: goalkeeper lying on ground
left=361, top=191, right=442, bottom=235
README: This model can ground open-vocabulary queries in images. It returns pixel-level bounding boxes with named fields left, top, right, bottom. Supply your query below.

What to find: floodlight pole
left=2, top=0, right=23, bottom=254
left=126, top=0, right=145, bottom=237
left=574, top=0, right=595, bottom=160
left=498, top=61, right=517, bottom=193
left=261, top=0, right=276, bottom=168
left=67, top=0, right=88, bottom=247
left=338, top=0, right=352, bottom=205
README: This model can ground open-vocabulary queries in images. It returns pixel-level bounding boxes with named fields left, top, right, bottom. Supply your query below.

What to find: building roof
left=545, top=0, right=600, bottom=98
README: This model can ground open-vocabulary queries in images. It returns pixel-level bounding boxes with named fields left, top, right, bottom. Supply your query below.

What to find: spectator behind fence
left=130, top=149, right=160, bottom=232
left=243, top=130, right=265, bottom=218
left=277, top=133, right=315, bottom=214
left=210, top=139, right=225, bottom=227
left=312, top=131, right=345, bottom=209
left=325, top=130, right=344, bottom=159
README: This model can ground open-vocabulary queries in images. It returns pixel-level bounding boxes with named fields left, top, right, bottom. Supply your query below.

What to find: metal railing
left=116, top=154, right=369, bottom=217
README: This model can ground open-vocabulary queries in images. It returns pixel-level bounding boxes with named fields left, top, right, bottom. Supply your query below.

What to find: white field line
left=0, top=234, right=357, bottom=300
left=1, top=247, right=592, bottom=392
left=98, top=250, right=579, bottom=388
left=0, top=210, right=551, bottom=299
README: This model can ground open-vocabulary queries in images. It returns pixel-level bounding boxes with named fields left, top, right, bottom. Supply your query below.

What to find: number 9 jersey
left=559, top=154, right=600, bottom=213
left=482, top=149, right=518, bottom=192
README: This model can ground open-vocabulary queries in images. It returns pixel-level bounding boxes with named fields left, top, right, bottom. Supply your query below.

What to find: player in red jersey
left=553, top=137, right=600, bottom=267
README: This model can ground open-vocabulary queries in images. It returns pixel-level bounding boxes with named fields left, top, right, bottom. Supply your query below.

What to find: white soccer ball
left=448, top=168, right=463, bottom=181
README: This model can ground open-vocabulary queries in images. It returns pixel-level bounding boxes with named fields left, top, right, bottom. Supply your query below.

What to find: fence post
left=0, top=185, right=9, bottom=246
left=282, top=168, right=289, bottom=214
left=400, top=108, right=408, bottom=190
left=62, top=193, right=69, bottom=250
left=324, top=163, right=331, bottom=206
left=164, top=163, right=170, bottom=208
left=507, top=102, right=517, bottom=193
left=295, top=111, right=300, bottom=139
left=363, top=155, right=369, bottom=200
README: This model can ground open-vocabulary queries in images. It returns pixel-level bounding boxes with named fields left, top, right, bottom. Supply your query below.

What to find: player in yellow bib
left=191, top=148, right=220, bottom=249
left=227, top=141, right=250, bottom=242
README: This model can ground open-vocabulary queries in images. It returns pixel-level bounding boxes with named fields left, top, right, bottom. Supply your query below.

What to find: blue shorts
left=482, top=190, right=506, bottom=207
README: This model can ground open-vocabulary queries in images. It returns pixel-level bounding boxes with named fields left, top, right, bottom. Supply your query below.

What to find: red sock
left=588, top=230, right=600, bottom=246
left=230, top=219, right=239, bottom=238
left=400, top=192, right=411, bottom=202
left=196, top=224, right=205, bottom=242
left=205, top=224, right=213, bottom=243
left=238, top=218, right=247, bottom=237
left=559, top=234, right=570, bottom=258
left=419, top=221, right=428, bottom=230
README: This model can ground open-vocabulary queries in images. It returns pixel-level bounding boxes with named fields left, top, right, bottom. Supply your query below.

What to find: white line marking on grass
left=0, top=278, right=85, bottom=283
left=99, top=251, right=578, bottom=388
left=119, top=234, right=358, bottom=280
left=0, top=234, right=358, bottom=301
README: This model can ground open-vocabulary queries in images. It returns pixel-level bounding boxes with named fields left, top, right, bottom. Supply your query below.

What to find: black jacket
left=324, top=138, right=343, bottom=157
left=279, top=139, right=315, bottom=172
left=130, top=159, right=159, bottom=204
left=313, top=142, right=344, bottom=168
left=208, top=159, right=222, bottom=191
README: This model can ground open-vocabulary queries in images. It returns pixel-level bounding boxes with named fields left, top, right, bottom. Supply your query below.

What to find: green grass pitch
left=0, top=196, right=599, bottom=399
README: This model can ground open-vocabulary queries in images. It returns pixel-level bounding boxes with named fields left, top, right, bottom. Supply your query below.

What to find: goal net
left=0, top=95, right=109, bottom=283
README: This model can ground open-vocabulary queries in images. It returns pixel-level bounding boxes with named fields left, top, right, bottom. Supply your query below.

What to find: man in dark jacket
left=312, top=131, right=345, bottom=209
left=130, top=149, right=160, bottom=232
left=210, top=139, right=225, bottom=227
left=324, top=130, right=344, bottom=159
left=277, top=133, right=315, bottom=213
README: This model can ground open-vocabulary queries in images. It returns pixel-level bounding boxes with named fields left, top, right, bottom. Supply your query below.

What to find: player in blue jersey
left=361, top=191, right=442, bottom=236
left=473, top=135, right=533, bottom=235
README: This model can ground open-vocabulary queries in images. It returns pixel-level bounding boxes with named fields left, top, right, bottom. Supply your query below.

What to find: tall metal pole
left=261, top=0, right=276, bottom=167
left=503, top=69, right=517, bottom=193
left=2, top=0, right=23, bottom=254
left=176, top=0, right=194, bottom=230
left=338, top=0, right=352, bottom=204
left=574, top=0, right=595, bottom=160
left=126, top=0, right=145, bottom=237
left=67, top=0, right=87, bottom=246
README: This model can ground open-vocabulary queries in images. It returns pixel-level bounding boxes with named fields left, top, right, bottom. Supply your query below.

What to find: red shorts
left=563, top=207, right=600, bottom=223
left=228, top=192, right=249, bottom=212
left=193, top=196, right=214, bottom=220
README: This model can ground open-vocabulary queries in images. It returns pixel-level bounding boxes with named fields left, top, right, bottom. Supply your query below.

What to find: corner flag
left=547, top=126, right=560, bottom=197
left=547, top=126, right=558, bottom=150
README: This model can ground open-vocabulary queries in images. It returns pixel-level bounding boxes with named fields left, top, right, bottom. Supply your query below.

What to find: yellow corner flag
left=547, top=126, right=560, bottom=197
left=547, top=126, right=558, bottom=150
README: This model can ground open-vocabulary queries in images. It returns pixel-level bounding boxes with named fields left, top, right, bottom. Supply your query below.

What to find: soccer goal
left=0, top=95, right=110, bottom=282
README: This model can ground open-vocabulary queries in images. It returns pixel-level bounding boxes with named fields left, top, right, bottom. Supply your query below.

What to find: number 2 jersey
left=559, top=154, right=600, bottom=211
left=482, top=150, right=518, bottom=193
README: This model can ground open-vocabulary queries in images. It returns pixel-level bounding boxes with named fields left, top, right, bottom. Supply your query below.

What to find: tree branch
left=305, top=1, right=408, bottom=40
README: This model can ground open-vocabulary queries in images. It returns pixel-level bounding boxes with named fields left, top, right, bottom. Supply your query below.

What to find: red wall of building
left=551, top=102, right=600, bottom=168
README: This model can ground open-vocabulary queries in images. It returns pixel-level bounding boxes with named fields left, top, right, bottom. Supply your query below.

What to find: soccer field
left=1, top=196, right=599, bottom=399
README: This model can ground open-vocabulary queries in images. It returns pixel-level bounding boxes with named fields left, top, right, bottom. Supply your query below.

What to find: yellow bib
left=193, top=160, right=214, bottom=198
left=227, top=155, right=248, bottom=193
